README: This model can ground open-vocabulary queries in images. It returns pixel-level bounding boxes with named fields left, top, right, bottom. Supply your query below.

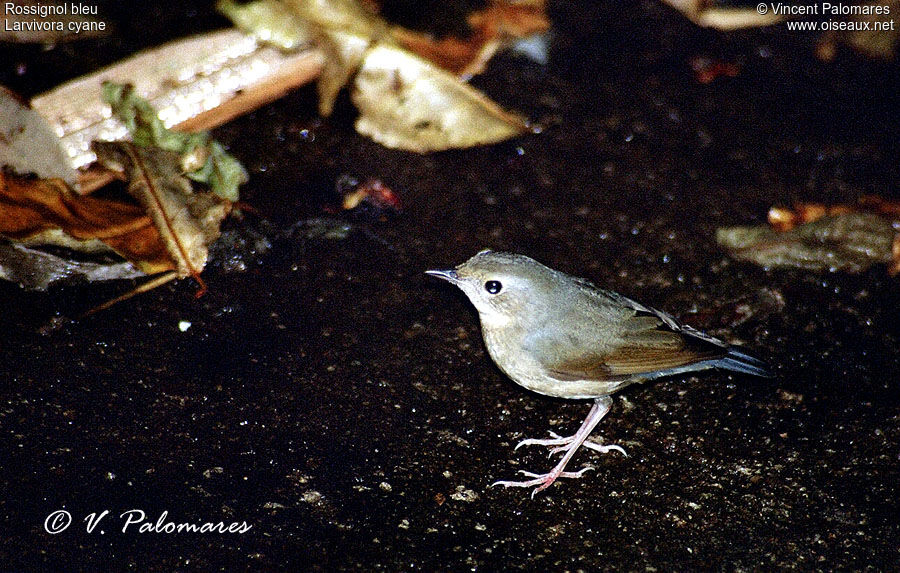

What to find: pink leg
left=491, top=396, right=623, bottom=497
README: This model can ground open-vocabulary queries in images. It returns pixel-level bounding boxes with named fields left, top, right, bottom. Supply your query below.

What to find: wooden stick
left=31, top=28, right=324, bottom=174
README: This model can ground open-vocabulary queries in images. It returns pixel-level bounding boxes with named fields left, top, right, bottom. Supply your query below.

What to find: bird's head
left=426, top=250, right=558, bottom=327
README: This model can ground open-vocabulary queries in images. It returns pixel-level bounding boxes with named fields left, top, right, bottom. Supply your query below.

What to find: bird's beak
left=425, top=269, right=459, bottom=283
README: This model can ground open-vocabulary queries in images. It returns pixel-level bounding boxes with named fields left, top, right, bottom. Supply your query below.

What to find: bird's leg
left=492, top=396, right=621, bottom=496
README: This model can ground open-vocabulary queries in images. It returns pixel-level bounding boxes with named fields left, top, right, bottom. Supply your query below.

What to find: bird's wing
left=532, top=284, right=726, bottom=381
left=592, top=286, right=729, bottom=348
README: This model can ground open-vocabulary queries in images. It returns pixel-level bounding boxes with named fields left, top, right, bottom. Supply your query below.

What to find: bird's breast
left=480, top=324, right=572, bottom=397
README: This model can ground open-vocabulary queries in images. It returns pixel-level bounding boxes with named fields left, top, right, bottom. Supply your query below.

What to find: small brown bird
left=427, top=250, right=772, bottom=496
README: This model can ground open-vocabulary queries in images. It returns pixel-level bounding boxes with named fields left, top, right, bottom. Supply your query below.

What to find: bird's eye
left=484, top=280, right=503, bottom=294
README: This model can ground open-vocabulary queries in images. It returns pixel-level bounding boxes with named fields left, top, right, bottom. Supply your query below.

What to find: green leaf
left=101, top=82, right=247, bottom=202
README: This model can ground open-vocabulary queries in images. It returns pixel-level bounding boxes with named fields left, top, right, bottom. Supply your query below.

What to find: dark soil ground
left=2, top=0, right=899, bottom=570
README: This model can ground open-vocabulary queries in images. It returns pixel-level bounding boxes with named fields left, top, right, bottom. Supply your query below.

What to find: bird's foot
left=516, top=431, right=627, bottom=458
left=496, top=398, right=617, bottom=496
left=491, top=466, right=595, bottom=497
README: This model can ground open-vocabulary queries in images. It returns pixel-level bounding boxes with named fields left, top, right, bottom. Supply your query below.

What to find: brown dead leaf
left=1, top=79, right=233, bottom=298
left=391, top=0, right=549, bottom=77
left=390, top=28, right=487, bottom=78
left=689, top=56, right=741, bottom=84
left=92, top=141, right=231, bottom=280
left=0, top=171, right=172, bottom=275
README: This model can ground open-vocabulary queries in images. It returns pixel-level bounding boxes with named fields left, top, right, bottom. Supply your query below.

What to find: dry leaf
left=0, top=170, right=166, bottom=289
left=391, top=0, right=550, bottom=78
left=283, top=0, right=382, bottom=37
left=217, top=0, right=313, bottom=51
left=0, top=146, right=231, bottom=292
left=718, top=199, right=900, bottom=274
left=764, top=197, right=900, bottom=275
left=353, top=43, right=530, bottom=151
left=690, top=56, right=741, bottom=84
left=316, top=29, right=372, bottom=116
left=817, top=0, right=900, bottom=61
left=661, top=0, right=781, bottom=30
left=0, top=240, right=144, bottom=289
left=1, top=84, right=235, bottom=295
left=0, top=172, right=161, bottom=263
left=389, top=28, right=488, bottom=78
left=93, top=141, right=231, bottom=280
left=0, top=86, right=78, bottom=189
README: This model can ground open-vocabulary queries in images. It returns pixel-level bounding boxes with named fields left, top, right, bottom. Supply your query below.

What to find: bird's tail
left=717, top=347, right=774, bottom=378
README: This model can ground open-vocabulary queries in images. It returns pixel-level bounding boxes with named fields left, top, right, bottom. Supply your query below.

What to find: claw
left=581, top=441, right=628, bottom=456
left=566, top=465, right=595, bottom=478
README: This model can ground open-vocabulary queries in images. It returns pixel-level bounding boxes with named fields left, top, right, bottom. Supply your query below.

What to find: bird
left=426, top=249, right=773, bottom=496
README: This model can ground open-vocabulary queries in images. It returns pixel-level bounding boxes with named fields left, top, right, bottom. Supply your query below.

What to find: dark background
left=1, top=0, right=899, bottom=569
